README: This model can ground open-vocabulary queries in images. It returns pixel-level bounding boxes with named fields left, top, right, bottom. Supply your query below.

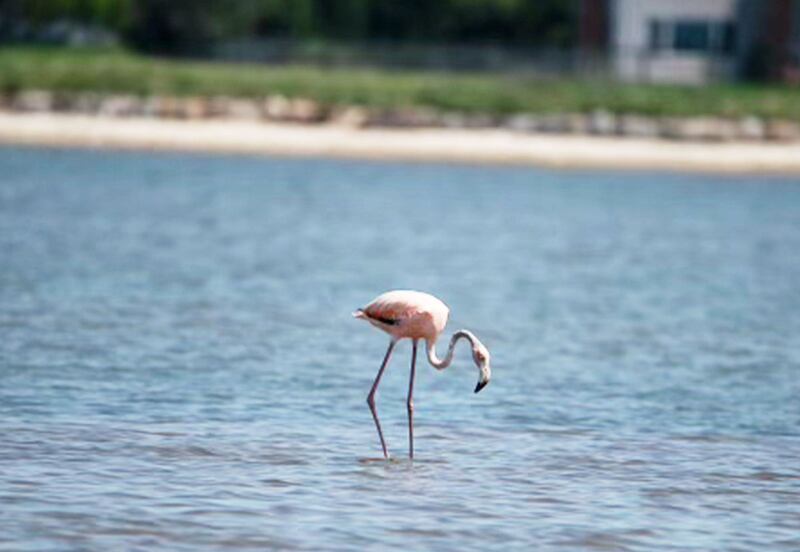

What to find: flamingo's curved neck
left=426, top=329, right=477, bottom=370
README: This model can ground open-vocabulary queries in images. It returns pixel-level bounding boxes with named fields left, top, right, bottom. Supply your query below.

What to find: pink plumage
left=354, top=289, right=492, bottom=459
left=354, top=290, right=449, bottom=341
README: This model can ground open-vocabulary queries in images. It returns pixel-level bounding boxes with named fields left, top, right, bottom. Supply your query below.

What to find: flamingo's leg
left=407, top=339, right=417, bottom=459
left=367, top=340, right=395, bottom=459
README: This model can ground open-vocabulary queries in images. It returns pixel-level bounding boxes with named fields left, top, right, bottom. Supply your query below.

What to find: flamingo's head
left=472, top=343, right=491, bottom=393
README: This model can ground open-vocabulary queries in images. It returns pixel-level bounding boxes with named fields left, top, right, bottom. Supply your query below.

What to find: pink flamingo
left=353, top=290, right=492, bottom=459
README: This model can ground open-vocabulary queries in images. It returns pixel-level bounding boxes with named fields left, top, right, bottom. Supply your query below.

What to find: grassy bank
left=2, top=46, right=800, bottom=120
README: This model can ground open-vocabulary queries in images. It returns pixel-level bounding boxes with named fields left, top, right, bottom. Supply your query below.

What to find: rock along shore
left=4, top=89, right=800, bottom=143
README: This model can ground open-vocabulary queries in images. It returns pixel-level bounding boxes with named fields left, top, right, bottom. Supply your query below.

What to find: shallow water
left=1, top=146, right=800, bottom=550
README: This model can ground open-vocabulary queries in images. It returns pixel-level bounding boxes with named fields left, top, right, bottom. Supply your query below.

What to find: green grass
left=2, top=45, right=800, bottom=120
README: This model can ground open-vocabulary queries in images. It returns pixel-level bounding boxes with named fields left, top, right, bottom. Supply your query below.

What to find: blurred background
left=1, top=0, right=800, bottom=133
left=2, top=0, right=799, bottom=81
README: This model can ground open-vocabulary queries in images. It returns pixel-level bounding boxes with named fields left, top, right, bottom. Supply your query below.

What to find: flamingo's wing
left=355, top=290, right=450, bottom=340
left=361, top=294, right=419, bottom=325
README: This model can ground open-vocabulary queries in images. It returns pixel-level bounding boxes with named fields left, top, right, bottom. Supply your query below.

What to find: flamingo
left=353, top=290, right=492, bottom=459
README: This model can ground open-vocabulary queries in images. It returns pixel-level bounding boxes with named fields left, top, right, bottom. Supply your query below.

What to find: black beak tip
left=474, top=380, right=489, bottom=394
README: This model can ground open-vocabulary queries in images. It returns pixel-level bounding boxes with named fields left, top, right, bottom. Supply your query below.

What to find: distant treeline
left=1, top=0, right=577, bottom=53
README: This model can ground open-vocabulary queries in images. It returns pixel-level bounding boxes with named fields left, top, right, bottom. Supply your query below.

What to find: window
left=649, top=19, right=736, bottom=54
left=674, top=22, right=709, bottom=51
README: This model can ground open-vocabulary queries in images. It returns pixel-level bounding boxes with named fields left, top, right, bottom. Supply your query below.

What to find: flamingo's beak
left=474, top=380, right=489, bottom=394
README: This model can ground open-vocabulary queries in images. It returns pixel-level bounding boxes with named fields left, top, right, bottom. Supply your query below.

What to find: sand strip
left=2, top=112, right=800, bottom=174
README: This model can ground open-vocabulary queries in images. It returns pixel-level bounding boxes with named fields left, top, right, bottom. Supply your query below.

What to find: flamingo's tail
left=352, top=308, right=367, bottom=319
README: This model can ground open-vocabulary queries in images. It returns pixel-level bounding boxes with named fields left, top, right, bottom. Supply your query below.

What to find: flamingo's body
left=355, top=290, right=449, bottom=342
left=354, top=290, right=492, bottom=459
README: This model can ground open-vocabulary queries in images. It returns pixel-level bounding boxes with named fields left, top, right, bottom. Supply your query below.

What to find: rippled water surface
left=2, top=146, right=800, bottom=550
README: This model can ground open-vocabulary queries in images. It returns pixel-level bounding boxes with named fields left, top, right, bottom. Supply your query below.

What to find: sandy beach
left=2, top=111, right=800, bottom=174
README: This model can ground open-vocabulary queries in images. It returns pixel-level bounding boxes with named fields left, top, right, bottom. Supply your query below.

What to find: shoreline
left=2, top=112, right=800, bottom=174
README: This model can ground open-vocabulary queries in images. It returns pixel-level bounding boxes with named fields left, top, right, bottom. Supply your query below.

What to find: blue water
left=2, top=146, right=800, bottom=551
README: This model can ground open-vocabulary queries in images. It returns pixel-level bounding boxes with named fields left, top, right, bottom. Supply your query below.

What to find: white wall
left=611, top=0, right=738, bottom=84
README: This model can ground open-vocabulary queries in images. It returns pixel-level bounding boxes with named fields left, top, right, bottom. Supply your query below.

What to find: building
left=580, top=0, right=800, bottom=84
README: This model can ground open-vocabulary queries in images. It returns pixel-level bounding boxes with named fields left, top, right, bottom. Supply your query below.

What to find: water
left=2, top=146, right=800, bottom=551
